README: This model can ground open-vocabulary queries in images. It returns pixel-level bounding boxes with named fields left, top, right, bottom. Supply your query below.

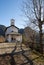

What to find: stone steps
left=0, top=43, right=29, bottom=54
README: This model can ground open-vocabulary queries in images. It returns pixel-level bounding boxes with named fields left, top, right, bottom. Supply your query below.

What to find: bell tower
left=10, top=19, right=15, bottom=26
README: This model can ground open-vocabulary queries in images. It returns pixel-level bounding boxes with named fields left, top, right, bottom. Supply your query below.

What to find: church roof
left=5, top=25, right=19, bottom=31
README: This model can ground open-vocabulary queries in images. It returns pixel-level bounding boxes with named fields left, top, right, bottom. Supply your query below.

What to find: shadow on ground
left=0, top=45, right=43, bottom=65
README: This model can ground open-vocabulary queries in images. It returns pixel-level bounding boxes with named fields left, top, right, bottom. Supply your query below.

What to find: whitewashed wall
left=5, top=26, right=18, bottom=35
left=5, top=26, right=22, bottom=43
left=7, top=35, right=11, bottom=42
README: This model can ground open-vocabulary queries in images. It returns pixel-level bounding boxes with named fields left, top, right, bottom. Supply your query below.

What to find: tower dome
left=10, top=19, right=15, bottom=26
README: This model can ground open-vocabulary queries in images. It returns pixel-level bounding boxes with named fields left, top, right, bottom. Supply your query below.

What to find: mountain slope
left=0, top=25, right=6, bottom=36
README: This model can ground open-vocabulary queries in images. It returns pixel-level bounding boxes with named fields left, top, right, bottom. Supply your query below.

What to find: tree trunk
left=39, top=20, right=43, bottom=54
left=32, top=42, right=34, bottom=50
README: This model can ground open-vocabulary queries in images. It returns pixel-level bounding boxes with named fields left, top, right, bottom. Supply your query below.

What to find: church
left=5, top=19, right=22, bottom=43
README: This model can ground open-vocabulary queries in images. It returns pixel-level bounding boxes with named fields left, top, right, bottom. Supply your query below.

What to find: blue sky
left=0, top=0, right=44, bottom=30
left=0, top=0, right=25, bottom=28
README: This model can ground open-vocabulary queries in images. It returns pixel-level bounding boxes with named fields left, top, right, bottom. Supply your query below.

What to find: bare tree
left=22, top=0, right=44, bottom=54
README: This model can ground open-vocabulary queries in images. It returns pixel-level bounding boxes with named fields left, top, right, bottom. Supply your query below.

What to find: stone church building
left=5, top=19, right=22, bottom=43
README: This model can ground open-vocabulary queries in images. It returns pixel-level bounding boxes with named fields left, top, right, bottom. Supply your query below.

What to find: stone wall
left=0, top=43, right=16, bottom=54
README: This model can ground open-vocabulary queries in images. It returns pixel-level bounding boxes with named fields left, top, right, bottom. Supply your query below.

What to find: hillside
left=18, top=29, right=24, bottom=34
left=0, top=25, right=6, bottom=31
left=0, top=25, right=6, bottom=36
